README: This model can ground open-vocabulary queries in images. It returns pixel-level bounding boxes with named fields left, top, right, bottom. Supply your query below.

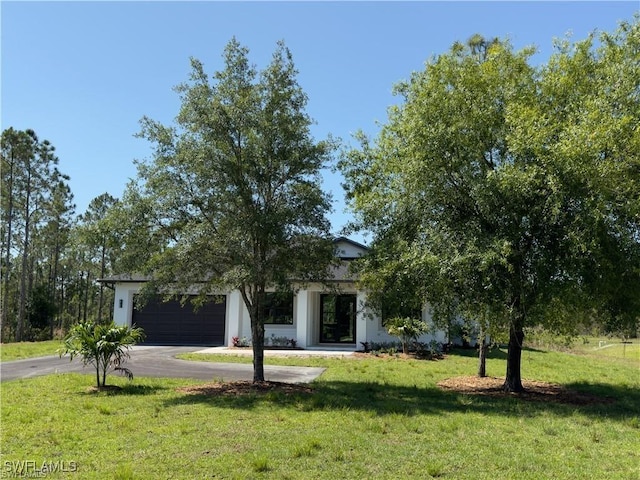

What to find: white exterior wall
left=367, top=303, right=447, bottom=345
left=355, top=290, right=370, bottom=348
left=234, top=284, right=360, bottom=347
left=112, top=282, right=147, bottom=327
left=295, top=290, right=310, bottom=348
left=305, top=291, right=321, bottom=346
left=109, top=280, right=448, bottom=349
left=225, top=290, right=243, bottom=346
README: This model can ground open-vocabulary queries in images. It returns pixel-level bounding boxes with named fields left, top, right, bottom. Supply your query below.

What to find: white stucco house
left=100, top=237, right=446, bottom=350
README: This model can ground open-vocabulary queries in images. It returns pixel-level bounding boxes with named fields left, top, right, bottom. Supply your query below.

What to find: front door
left=320, top=294, right=356, bottom=343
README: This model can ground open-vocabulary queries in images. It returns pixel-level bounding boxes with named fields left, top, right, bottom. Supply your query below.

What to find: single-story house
left=99, top=237, right=446, bottom=350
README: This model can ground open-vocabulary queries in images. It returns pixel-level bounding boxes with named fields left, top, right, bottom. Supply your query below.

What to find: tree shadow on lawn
left=447, top=347, right=545, bottom=360
left=78, top=383, right=168, bottom=396
left=163, top=377, right=640, bottom=420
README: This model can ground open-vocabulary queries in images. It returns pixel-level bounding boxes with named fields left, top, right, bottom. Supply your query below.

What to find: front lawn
left=0, top=340, right=63, bottom=362
left=567, top=337, right=640, bottom=362
left=526, top=333, right=640, bottom=364
left=1, top=348, right=638, bottom=479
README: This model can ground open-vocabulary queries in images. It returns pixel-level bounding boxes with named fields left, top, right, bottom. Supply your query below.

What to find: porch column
left=225, top=290, right=242, bottom=347
left=112, top=285, right=129, bottom=326
left=355, top=290, right=369, bottom=348
left=115, top=284, right=142, bottom=327
left=296, top=289, right=310, bottom=348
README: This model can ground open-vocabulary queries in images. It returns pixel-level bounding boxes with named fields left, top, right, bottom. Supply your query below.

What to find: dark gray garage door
left=132, top=295, right=226, bottom=346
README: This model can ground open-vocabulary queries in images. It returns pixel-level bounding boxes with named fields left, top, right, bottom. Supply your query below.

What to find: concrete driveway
left=0, top=346, right=325, bottom=384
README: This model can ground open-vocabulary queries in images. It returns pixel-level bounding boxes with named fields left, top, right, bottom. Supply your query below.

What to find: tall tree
left=131, top=39, right=335, bottom=382
left=508, top=20, right=640, bottom=341
left=1, top=128, right=32, bottom=339
left=29, top=168, right=75, bottom=338
left=9, top=131, right=60, bottom=340
left=44, top=172, right=75, bottom=335
left=1, top=128, right=76, bottom=341
left=77, top=193, right=119, bottom=322
left=340, top=20, right=639, bottom=392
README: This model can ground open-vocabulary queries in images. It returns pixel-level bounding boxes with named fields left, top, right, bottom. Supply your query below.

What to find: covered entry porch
left=226, top=286, right=372, bottom=350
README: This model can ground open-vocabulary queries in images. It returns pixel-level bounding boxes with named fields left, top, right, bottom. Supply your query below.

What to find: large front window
left=263, top=292, right=294, bottom=325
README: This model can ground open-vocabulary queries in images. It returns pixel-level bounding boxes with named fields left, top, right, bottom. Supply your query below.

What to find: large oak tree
left=129, top=39, right=335, bottom=382
left=340, top=20, right=639, bottom=392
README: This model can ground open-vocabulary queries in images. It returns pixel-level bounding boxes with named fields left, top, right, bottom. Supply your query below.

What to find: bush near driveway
left=58, top=322, right=145, bottom=388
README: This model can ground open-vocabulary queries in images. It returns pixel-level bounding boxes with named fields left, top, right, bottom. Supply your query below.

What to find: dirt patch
left=437, top=376, right=614, bottom=406
left=87, top=385, right=123, bottom=393
left=177, top=381, right=314, bottom=397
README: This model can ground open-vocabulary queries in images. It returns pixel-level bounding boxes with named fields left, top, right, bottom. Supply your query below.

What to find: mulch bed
left=437, top=376, right=615, bottom=406
left=177, top=381, right=314, bottom=397
left=176, top=376, right=613, bottom=406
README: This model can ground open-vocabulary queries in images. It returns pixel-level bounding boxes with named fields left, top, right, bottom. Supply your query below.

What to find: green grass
left=2, top=347, right=639, bottom=479
left=568, top=336, right=640, bottom=361
left=0, top=340, right=63, bottom=362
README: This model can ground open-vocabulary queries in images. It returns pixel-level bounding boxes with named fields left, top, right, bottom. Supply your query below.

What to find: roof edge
left=333, top=236, right=369, bottom=251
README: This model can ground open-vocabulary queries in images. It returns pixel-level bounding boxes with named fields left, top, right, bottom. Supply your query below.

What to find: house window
left=263, top=292, right=294, bottom=325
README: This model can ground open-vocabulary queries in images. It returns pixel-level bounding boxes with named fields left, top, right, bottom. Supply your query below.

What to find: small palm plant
left=386, top=317, right=429, bottom=354
left=59, top=322, right=145, bottom=388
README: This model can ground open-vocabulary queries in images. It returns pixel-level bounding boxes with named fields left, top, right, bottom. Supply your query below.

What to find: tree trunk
left=101, top=360, right=108, bottom=387
left=97, top=244, right=105, bottom=321
left=58, top=270, right=65, bottom=332
left=251, top=316, right=265, bottom=383
left=76, top=272, right=83, bottom=322
left=477, top=324, right=487, bottom=378
left=96, top=363, right=102, bottom=388
left=241, top=285, right=266, bottom=383
left=83, top=271, right=91, bottom=322
left=503, top=317, right=525, bottom=392
left=50, top=234, right=60, bottom=338
left=17, top=200, right=31, bottom=342
left=2, top=151, right=15, bottom=340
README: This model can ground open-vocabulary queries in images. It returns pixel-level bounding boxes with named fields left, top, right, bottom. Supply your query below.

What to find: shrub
left=385, top=317, right=429, bottom=354
left=232, top=336, right=250, bottom=347
left=267, top=334, right=291, bottom=347
left=369, top=341, right=402, bottom=355
left=58, top=322, right=145, bottom=388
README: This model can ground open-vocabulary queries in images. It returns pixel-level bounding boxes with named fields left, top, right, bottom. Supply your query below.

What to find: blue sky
left=2, top=1, right=638, bottom=244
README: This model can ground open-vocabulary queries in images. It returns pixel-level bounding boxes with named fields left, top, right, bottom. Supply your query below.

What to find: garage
left=132, top=295, right=226, bottom=346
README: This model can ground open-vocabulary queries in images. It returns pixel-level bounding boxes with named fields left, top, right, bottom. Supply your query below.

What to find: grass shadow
left=447, top=346, right=549, bottom=360
left=163, top=377, right=640, bottom=420
left=564, top=381, right=640, bottom=414
left=79, top=383, right=167, bottom=396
